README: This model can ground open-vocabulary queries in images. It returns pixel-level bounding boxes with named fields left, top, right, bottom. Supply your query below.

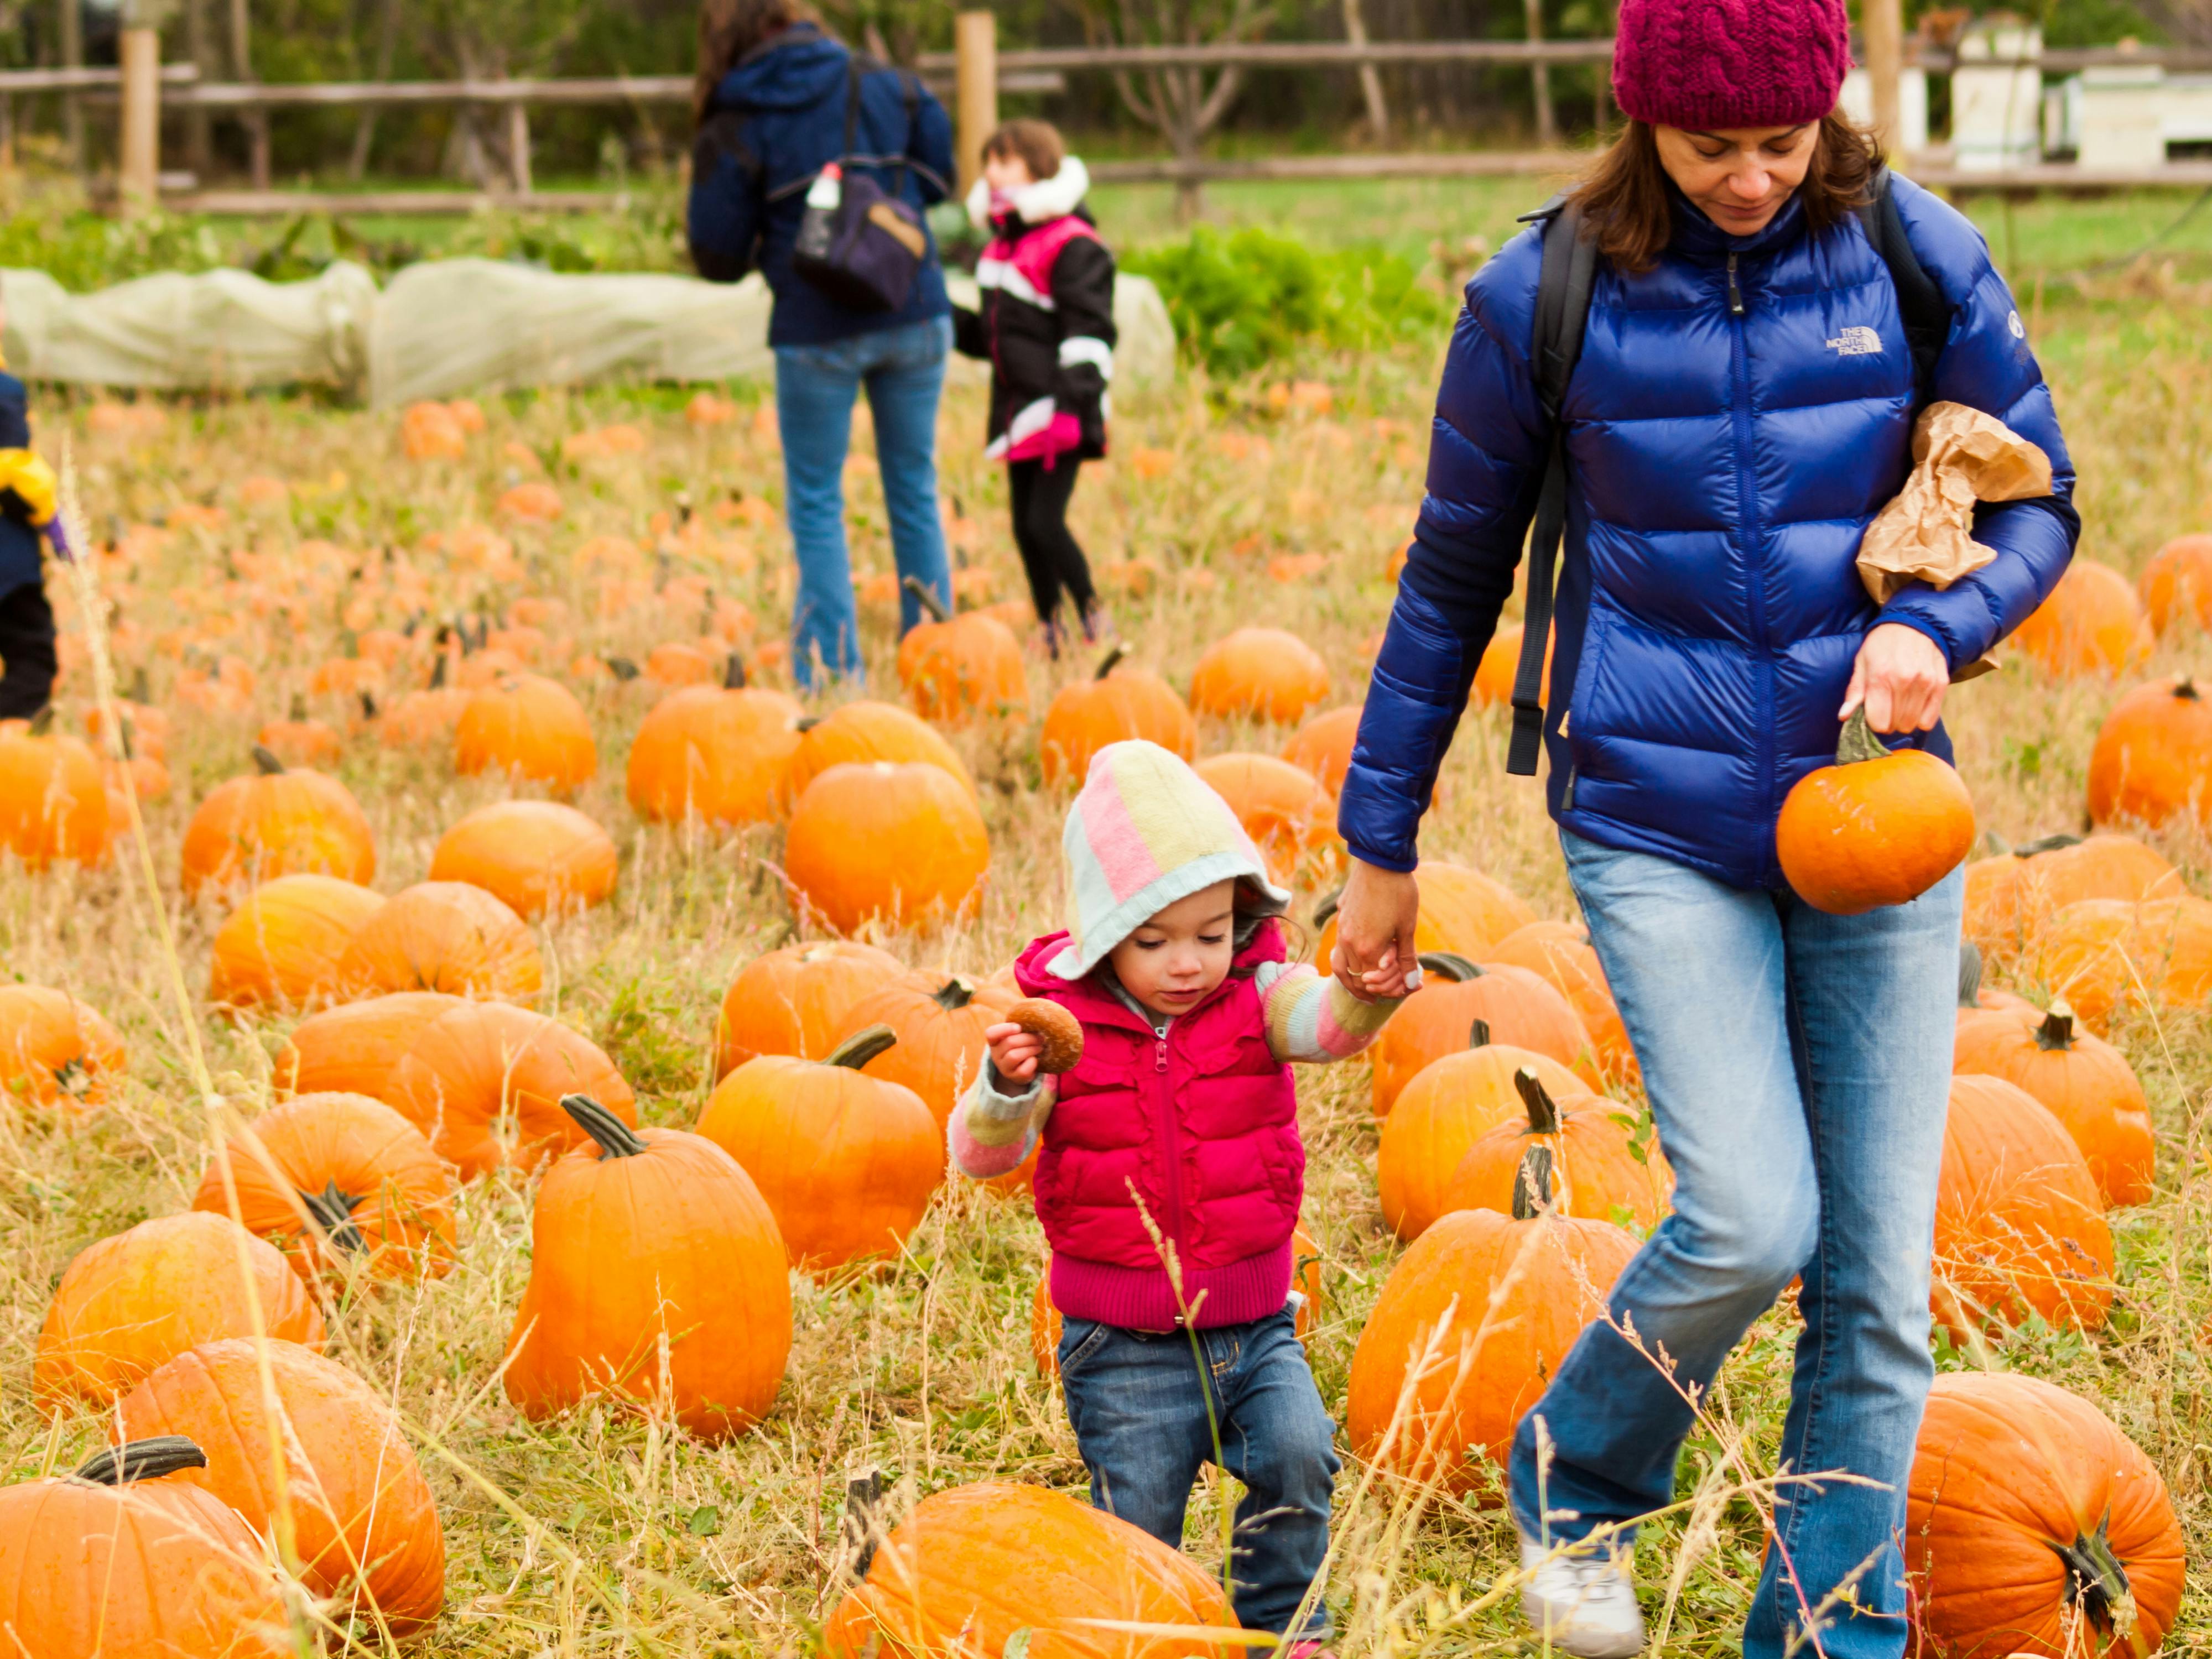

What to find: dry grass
left=2, top=283, right=2209, bottom=1658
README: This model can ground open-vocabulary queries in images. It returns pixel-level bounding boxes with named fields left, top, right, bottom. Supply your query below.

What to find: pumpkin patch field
left=0, top=290, right=2208, bottom=1658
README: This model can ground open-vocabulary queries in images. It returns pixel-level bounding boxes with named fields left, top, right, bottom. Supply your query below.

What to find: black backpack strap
left=840, top=53, right=863, bottom=162
left=1857, top=168, right=1948, bottom=410
left=1506, top=195, right=1599, bottom=778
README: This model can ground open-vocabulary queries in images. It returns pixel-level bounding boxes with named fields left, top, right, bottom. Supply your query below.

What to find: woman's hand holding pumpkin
left=983, top=1022, right=1043, bottom=1086
left=1843, top=622, right=1951, bottom=734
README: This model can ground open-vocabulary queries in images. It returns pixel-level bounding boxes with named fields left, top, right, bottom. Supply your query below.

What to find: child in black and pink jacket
left=953, top=118, right=1115, bottom=653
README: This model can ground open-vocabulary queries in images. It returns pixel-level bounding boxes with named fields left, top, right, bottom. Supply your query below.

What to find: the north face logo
left=1825, top=325, right=1882, bottom=357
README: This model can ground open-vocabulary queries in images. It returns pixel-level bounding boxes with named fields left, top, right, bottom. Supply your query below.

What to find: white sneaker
left=1518, top=1531, right=1646, bottom=1658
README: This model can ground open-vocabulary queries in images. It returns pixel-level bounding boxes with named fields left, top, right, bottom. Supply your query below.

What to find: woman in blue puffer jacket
left=1331, top=1, right=2076, bottom=1656
left=688, top=0, right=956, bottom=685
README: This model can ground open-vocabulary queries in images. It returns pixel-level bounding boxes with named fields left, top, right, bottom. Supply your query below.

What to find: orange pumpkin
left=785, top=698, right=976, bottom=805
left=337, top=879, right=544, bottom=1001
left=2030, top=894, right=2212, bottom=1032
left=2139, top=531, right=2212, bottom=638
left=381, top=681, right=474, bottom=749
left=837, top=972, right=1023, bottom=1129
left=0, top=1438, right=290, bottom=1659
left=1905, top=1371, right=2186, bottom=1659
left=1953, top=1001, right=2153, bottom=1208
left=35, top=1212, right=325, bottom=1410
left=1371, top=953, right=1599, bottom=1116
left=785, top=761, right=991, bottom=935
left=1486, top=919, right=1636, bottom=1084
left=207, top=873, right=387, bottom=1011
left=429, top=799, right=618, bottom=920
left=820, top=1481, right=1230, bottom=1659
left=1470, top=622, right=1553, bottom=707
left=389, top=998, right=637, bottom=1178
left=1963, top=832, right=2179, bottom=964
left=0, top=712, right=112, bottom=869
left=1040, top=645, right=1198, bottom=786
left=715, top=939, right=907, bottom=1077
left=402, top=399, right=469, bottom=459
left=114, top=1339, right=446, bottom=1631
left=1441, top=1066, right=1670, bottom=1229
left=1346, top=1152, right=1638, bottom=1496
left=696, top=1026, right=944, bottom=1273
left=1191, top=751, right=1339, bottom=883
left=276, top=990, right=464, bottom=1103
left=179, top=746, right=376, bottom=900
left=256, top=696, right=343, bottom=768
left=1776, top=707, right=1975, bottom=915
left=896, top=580, right=1029, bottom=724
left=1316, top=858, right=1538, bottom=969
left=0, top=984, right=127, bottom=1109
left=503, top=1096, right=792, bottom=1441
left=626, top=664, right=803, bottom=827
left=1187, top=626, right=1330, bottom=724
left=454, top=672, right=597, bottom=794
left=1278, top=703, right=1363, bottom=796
left=2086, top=677, right=2212, bottom=832
left=192, top=1092, right=456, bottom=1283
left=1377, top=1039, right=1589, bottom=1238
left=1933, top=1075, right=2112, bottom=1340
left=2010, top=559, right=2153, bottom=678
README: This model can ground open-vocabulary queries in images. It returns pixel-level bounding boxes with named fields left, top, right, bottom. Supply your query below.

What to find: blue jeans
left=1510, top=830, right=1963, bottom=1659
left=1058, top=1309, right=1339, bottom=1639
left=773, top=316, right=954, bottom=686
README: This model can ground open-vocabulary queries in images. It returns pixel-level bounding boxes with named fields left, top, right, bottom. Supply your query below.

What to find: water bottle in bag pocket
left=791, top=62, right=930, bottom=314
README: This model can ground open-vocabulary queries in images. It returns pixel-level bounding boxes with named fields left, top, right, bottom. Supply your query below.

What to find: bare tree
left=1070, top=0, right=1274, bottom=221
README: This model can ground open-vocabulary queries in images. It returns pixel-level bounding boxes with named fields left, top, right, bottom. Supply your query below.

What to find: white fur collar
left=965, top=154, right=1091, bottom=231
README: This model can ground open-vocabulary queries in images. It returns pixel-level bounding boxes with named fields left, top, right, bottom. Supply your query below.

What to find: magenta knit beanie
left=1611, top=0, right=1851, bottom=131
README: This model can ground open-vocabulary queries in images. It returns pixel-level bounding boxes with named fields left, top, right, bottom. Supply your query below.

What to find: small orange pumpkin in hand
left=1777, top=706, right=1974, bottom=915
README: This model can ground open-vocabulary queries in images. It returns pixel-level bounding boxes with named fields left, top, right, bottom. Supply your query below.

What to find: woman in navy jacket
left=1331, top=2, right=2076, bottom=1656
left=689, top=0, right=957, bottom=685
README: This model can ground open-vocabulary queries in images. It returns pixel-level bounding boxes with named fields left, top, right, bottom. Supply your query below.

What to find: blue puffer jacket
left=687, top=23, right=954, bottom=347
left=1339, top=178, right=2078, bottom=890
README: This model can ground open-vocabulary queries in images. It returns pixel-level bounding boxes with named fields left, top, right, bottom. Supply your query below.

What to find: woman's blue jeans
left=1509, top=830, right=1964, bottom=1659
left=772, top=316, right=954, bottom=686
left=1058, top=1309, right=1338, bottom=1640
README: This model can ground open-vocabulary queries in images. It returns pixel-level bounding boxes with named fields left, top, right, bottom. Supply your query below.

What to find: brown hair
left=981, top=118, right=1065, bottom=182
left=695, top=0, right=816, bottom=126
left=1574, top=114, right=1880, bottom=274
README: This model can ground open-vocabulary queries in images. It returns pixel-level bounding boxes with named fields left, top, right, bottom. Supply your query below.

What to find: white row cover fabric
left=0, top=258, right=1176, bottom=408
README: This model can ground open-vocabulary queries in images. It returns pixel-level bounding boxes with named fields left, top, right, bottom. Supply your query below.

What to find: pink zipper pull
left=1154, top=1039, right=1168, bottom=1073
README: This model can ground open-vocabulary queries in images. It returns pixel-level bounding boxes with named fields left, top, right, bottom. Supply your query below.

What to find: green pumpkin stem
left=74, top=1437, right=209, bottom=1486
left=1093, top=643, right=1131, bottom=681
left=2175, top=679, right=2199, bottom=702
left=289, top=693, right=308, bottom=722
left=826, top=1025, right=899, bottom=1071
left=2015, top=832, right=2084, bottom=858
left=299, top=1181, right=365, bottom=1252
left=2047, top=1511, right=2131, bottom=1634
left=1514, top=1066, right=1563, bottom=1135
left=428, top=652, right=449, bottom=689
left=1311, top=887, right=1344, bottom=930
left=2034, top=1001, right=2078, bottom=1052
left=251, top=744, right=286, bottom=775
left=930, top=978, right=977, bottom=1012
left=559, top=1094, right=648, bottom=1159
left=724, top=654, right=747, bottom=690
left=1417, top=951, right=1482, bottom=983
left=1957, top=942, right=1984, bottom=1010
left=1834, top=705, right=1892, bottom=766
left=129, top=665, right=150, bottom=703
left=1467, top=1017, right=1493, bottom=1050
left=902, top=574, right=951, bottom=623
left=1512, top=1146, right=1556, bottom=1221
left=603, top=655, right=641, bottom=682
left=28, top=705, right=55, bottom=735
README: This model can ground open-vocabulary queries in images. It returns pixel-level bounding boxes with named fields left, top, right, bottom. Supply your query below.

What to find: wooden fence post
left=1525, top=0, right=1555, bottom=147
left=1865, top=0, right=1904, bottom=157
left=508, top=102, right=533, bottom=195
left=954, top=11, right=996, bottom=197
left=118, top=22, right=161, bottom=215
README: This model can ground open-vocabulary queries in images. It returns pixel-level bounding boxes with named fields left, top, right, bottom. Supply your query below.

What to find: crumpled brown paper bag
left=1859, top=401, right=2053, bottom=604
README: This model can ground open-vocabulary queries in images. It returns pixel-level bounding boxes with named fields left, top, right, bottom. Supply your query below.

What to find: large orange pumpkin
left=1278, top=702, right=1363, bottom=796
left=1346, top=1154, right=1638, bottom=1496
left=1192, top=752, right=1339, bottom=882
left=696, top=1026, right=943, bottom=1274
left=114, top=1339, right=446, bottom=1632
left=0, top=983, right=127, bottom=1109
left=2086, top=677, right=2212, bottom=832
left=429, top=799, right=618, bottom=920
left=1187, top=626, right=1330, bottom=724
left=1776, top=707, right=1975, bottom=914
left=1953, top=1002, right=2153, bottom=1208
left=837, top=972, right=1023, bottom=1129
left=785, top=761, right=991, bottom=935
left=897, top=582, right=1029, bottom=725
left=337, top=879, right=544, bottom=1001
left=2139, top=531, right=2212, bottom=638
left=2010, top=559, right=2154, bottom=678
left=179, top=747, right=374, bottom=900
left=207, top=873, right=387, bottom=1011
left=1370, top=952, right=1599, bottom=1115
left=2030, top=894, right=2212, bottom=1031
left=1316, top=858, right=1538, bottom=967
left=454, top=672, right=597, bottom=793
left=715, top=939, right=907, bottom=1077
left=0, top=1438, right=291, bottom=1659
left=1443, top=1066, right=1670, bottom=1229
left=192, top=1092, right=456, bottom=1283
left=1470, top=622, right=1554, bottom=707
left=504, top=1096, right=792, bottom=1440
left=819, top=1481, right=1230, bottom=1659
left=1963, top=832, right=2179, bottom=964
left=785, top=698, right=976, bottom=805
left=626, top=667, right=803, bottom=827
left=1486, top=919, right=1636, bottom=1084
left=1905, top=1370, right=2185, bottom=1659
left=391, top=998, right=637, bottom=1178
left=1376, top=1040, right=1589, bottom=1239
left=275, top=990, right=463, bottom=1103
left=1041, top=646, right=1198, bottom=787
left=1933, top=1075, right=2112, bottom=1340
left=0, top=713, right=110, bottom=869
left=35, top=1211, right=325, bottom=1410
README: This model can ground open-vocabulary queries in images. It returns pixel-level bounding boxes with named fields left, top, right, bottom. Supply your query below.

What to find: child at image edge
left=951, top=118, right=1114, bottom=654
left=0, top=300, right=71, bottom=720
left=952, top=740, right=1411, bottom=1650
